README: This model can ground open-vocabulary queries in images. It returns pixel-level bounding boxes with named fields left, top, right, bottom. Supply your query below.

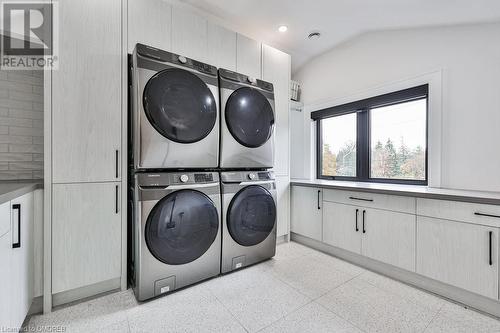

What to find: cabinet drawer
left=417, top=198, right=500, bottom=227
left=322, top=189, right=415, bottom=214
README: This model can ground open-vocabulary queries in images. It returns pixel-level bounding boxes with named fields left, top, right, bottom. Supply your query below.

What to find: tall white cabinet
left=263, top=45, right=291, bottom=238
left=48, top=0, right=124, bottom=310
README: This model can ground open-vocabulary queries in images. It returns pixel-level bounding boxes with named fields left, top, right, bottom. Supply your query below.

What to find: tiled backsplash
left=0, top=70, right=43, bottom=180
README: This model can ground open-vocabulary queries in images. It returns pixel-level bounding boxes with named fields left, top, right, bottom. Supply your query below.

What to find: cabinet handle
left=115, top=150, right=119, bottom=178
left=355, top=209, right=359, bottom=232
left=489, top=231, right=493, bottom=266
left=12, top=204, right=21, bottom=248
left=349, top=196, right=373, bottom=202
left=475, top=212, right=500, bottom=219
left=317, top=190, right=321, bottom=210
left=115, top=185, right=119, bottom=214
left=362, top=210, right=366, bottom=233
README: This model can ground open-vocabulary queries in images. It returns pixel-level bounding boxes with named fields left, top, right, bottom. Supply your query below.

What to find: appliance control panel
left=194, top=173, right=214, bottom=183
left=137, top=172, right=218, bottom=186
left=136, top=43, right=217, bottom=76
left=218, top=68, right=274, bottom=92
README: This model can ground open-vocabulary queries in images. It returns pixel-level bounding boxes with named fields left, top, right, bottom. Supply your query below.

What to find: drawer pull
left=12, top=204, right=21, bottom=248
left=474, top=212, right=500, bottom=219
left=317, top=190, right=321, bottom=210
left=115, top=185, right=119, bottom=214
left=489, top=231, right=493, bottom=266
left=362, top=210, right=366, bottom=233
left=355, top=209, right=359, bottom=232
left=115, top=150, right=119, bottom=178
left=349, top=196, right=374, bottom=202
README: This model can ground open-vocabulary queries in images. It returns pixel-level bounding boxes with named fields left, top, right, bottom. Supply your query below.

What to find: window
left=321, top=113, right=357, bottom=177
left=313, top=85, right=428, bottom=185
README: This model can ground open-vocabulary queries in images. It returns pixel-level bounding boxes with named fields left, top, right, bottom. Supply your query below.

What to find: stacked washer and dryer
left=130, top=44, right=277, bottom=301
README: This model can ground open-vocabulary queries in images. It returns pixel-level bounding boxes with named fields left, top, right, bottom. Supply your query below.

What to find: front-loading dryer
left=218, top=69, right=275, bottom=169
left=133, top=171, right=221, bottom=301
left=131, top=43, right=219, bottom=169
left=220, top=171, right=277, bottom=273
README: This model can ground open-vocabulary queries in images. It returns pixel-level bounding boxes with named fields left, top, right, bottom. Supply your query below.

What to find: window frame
left=313, top=85, right=429, bottom=185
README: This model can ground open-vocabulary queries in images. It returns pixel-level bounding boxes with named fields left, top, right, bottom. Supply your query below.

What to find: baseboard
left=28, top=296, right=43, bottom=316
left=52, top=278, right=122, bottom=308
left=276, top=234, right=288, bottom=245
left=291, top=232, right=500, bottom=319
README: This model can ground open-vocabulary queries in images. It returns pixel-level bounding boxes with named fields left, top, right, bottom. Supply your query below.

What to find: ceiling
left=180, top=0, right=500, bottom=73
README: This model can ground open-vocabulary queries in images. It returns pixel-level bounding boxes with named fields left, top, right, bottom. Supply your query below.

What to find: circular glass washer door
left=225, top=87, right=274, bottom=148
left=143, top=68, right=217, bottom=143
left=145, top=189, right=219, bottom=265
left=227, top=185, right=276, bottom=246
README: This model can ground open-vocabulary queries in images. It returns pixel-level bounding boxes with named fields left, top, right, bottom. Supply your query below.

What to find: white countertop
left=0, top=181, right=43, bottom=205
left=290, top=179, right=500, bottom=205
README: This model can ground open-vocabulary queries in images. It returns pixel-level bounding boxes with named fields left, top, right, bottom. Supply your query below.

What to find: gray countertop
left=290, top=179, right=500, bottom=205
left=0, top=181, right=43, bottom=205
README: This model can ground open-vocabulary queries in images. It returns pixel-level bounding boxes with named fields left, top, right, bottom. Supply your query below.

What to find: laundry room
left=1, top=0, right=500, bottom=332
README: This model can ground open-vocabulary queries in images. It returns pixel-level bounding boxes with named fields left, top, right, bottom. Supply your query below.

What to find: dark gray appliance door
left=227, top=185, right=276, bottom=246
left=225, top=87, right=274, bottom=148
left=143, top=68, right=217, bottom=143
left=145, top=189, right=219, bottom=265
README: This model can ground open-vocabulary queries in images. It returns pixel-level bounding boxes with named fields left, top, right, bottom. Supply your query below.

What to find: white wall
left=292, top=22, right=500, bottom=192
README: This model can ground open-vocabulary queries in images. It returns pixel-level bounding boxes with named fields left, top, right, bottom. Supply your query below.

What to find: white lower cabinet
left=291, top=186, right=322, bottom=241
left=322, top=202, right=415, bottom=270
left=52, top=182, right=122, bottom=294
left=0, top=193, right=34, bottom=331
left=362, top=208, right=415, bottom=271
left=323, top=202, right=361, bottom=254
left=0, top=202, right=11, bottom=329
left=10, top=193, right=34, bottom=328
left=417, top=216, right=499, bottom=299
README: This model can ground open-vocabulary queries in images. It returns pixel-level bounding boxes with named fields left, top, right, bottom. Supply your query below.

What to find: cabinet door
left=417, top=216, right=498, bottom=299
left=275, top=175, right=290, bottom=237
left=361, top=208, right=416, bottom=271
left=290, top=186, right=322, bottom=241
left=52, top=183, right=121, bottom=293
left=262, top=44, right=291, bottom=176
left=207, top=22, right=236, bottom=70
left=171, top=7, right=207, bottom=62
left=236, top=34, right=261, bottom=78
left=323, top=202, right=361, bottom=254
left=0, top=202, right=11, bottom=329
left=10, top=192, right=34, bottom=330
left=52, top=0, right=121, bottom=183
left=128, top=0, right=172, bottom=52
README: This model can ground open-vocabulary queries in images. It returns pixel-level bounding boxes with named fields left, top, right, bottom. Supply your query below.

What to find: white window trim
left=305, top=70, right=443, bottom=188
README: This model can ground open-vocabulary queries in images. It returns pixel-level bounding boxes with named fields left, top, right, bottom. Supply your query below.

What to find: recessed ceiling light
left=308, top=31, right=321, bottom=40
left=278, top=25, right=288, bottom=33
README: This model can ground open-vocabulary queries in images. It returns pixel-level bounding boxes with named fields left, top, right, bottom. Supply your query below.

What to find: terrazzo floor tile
left=25, top=242, right=500, bottom=333
left=28, top=290, right=137, bottom=333
left=316, top=277, right=438, bottom=333
left=206, top=264, right=311, bottom=332
left=127, top=283, right=245, bottom=333
left=260, top=301, right=363, bottom=333
left=359, top=270, right=445, bottom=312
left=424, top=302, right=500, bottom=333
left=264, top=254, right=356, bottom=299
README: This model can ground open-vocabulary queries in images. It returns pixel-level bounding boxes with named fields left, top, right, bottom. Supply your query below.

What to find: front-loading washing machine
left=220, top=171, right=277, bottom=273
left=218, top=69, right=275, bottom=169
left=133, top=171, right=221, bottom=301
left=131, top=43, right=219, bottom=169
